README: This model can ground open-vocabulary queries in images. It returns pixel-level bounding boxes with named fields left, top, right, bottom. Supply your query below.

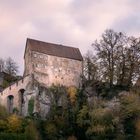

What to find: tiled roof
left=25, top=38, right=83, bottom=61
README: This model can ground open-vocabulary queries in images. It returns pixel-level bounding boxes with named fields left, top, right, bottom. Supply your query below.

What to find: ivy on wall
left=28, top=98, right=34, bottom=116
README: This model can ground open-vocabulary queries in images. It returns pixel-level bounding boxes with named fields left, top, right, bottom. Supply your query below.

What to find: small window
left=33, top=54, right=37, bottom=58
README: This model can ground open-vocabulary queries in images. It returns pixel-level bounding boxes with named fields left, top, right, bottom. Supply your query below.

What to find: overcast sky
left=0, top=0, right=140, bottom=75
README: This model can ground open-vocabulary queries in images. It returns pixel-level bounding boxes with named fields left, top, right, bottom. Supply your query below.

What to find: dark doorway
left=7, top=95, right=14, bottom=114
left=18, top=89, right=25, bottom=115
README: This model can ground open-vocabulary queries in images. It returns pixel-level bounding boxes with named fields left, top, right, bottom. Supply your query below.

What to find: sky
left=0, top=0, right=140, bottom=75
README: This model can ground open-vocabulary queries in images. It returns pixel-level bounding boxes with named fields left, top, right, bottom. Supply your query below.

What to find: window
left=33, top=53, right=37, bottom=58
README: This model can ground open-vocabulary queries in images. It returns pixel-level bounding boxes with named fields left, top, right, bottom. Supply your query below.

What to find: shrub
left=0, top=133, right=25, bottom=140
left=0, top=104, right=8, bottom=119
left=25, top=120, right=40, bottom=140
left=7, top=114, right=22, bottom=133
left=44, top=122, right=58, bottom=140
left=0, top=120, right=7, bottom=132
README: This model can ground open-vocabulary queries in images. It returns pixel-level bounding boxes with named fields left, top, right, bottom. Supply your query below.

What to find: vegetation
left=0, top=57, right=20, bottom=90
left=0, top=57, right=18, bottom=76
left=28, top=98, right=35, bottom=116
left=0, top=29, right=140, bottom=139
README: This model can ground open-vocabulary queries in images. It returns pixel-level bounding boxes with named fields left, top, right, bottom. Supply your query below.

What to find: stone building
left=24, top=38, right=83, bottom=87
left=0, top=38, right=83, bottom=118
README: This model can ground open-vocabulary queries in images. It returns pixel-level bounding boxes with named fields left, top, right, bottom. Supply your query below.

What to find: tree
left=92, top=29, right=124, bottom=87
left=0, top=58, right=5, bottom=72
left=92, top=29, right=140, bottom=88
left=83, top=51, right=99, bottom=82
left=125, top=37, right=140, bottom=86
left=5, top=57, right=18, bottom=76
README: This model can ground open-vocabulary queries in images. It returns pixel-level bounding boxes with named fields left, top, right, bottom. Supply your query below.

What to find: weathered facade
left=24, top=38, right=83, bottom=87
left=0, top=38, right=83, bottom=118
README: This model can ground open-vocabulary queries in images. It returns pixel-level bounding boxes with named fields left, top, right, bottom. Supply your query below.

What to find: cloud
left=0, top=0, right=140, bottom=74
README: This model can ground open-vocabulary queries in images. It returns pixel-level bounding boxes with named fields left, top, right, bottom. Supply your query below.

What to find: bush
left=44, top=122, right=58, bottom=140
left=7, top=114, right=22, bottom=133
left=0, top=133, right=25, bottom=140
left=0, top=104, right=8, bottom=119
left=25, top=120, right=40, bottom=140
left=0, top=120, right=7, bottom=132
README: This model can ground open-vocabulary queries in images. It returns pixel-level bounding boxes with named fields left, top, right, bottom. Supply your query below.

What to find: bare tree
left=0, top=58, right=5, bottom=72
left=92, top=29, right=124, bottom=87
left=5, top=57, right=18, bottom=76
left=83, top=51, right=99, bottom=82
left=126, top=37, right=140, bottom=86
left=91, top=29, right=140, bottom=87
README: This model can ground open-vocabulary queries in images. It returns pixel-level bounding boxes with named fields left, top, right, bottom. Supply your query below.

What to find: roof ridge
left=25, top=38, right=83, bottom=61
left=27, top=38, right=80, bottom=50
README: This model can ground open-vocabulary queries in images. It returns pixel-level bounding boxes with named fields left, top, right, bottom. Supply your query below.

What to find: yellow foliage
left=67, top=86, right=77, bottom=103
left=7, top=114, right=22, bottom=133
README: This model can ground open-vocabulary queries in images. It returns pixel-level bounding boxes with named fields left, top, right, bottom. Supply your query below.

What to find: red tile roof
left=25, top=38, right=83, bottom=61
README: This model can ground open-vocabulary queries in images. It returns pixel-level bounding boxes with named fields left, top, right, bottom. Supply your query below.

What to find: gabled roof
left=24, top=38, right=83, bottom=61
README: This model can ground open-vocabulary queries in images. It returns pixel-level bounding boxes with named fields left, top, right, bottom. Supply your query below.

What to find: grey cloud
left=111, top=15, right=140, bottom=36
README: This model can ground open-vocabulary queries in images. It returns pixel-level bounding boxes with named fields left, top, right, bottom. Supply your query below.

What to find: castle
left=0, top=38, right=83, bottom=118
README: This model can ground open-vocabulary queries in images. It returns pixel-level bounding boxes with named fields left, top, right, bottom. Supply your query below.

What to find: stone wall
left=0, top=75, right=31, bottom=113
left=25, top=51, right=83, bottom=87
left=24, top=44, right=33, bottom=76
left=0, top=75, right=51, bottom=118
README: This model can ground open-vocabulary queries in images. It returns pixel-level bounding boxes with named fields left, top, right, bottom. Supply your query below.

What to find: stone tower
left=24, top=38, right=83, bottom=87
